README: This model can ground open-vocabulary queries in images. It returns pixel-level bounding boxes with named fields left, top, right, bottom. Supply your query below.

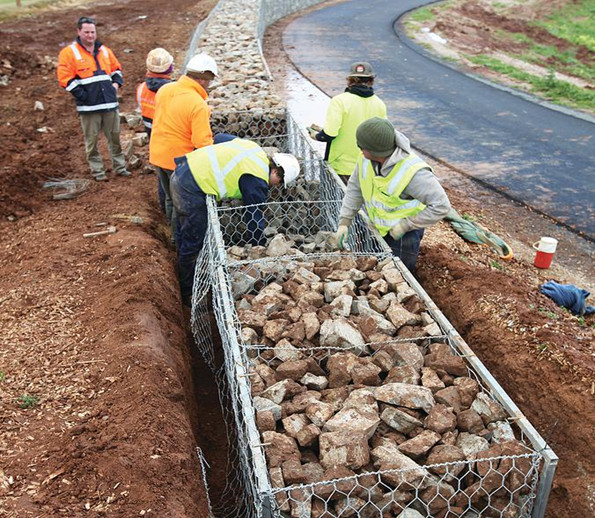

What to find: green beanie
left=356, top=117, right=396, bottom=157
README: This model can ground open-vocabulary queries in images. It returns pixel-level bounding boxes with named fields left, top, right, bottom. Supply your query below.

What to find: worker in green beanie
left=336, top=117, right=451, bottom=271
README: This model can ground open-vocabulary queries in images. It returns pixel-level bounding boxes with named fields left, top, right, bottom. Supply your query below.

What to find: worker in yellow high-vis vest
left=336, top=118, right=451, bottom=271
left=170, top=138, right=300, bottom=305
left=307, top=61, right=386, bottom=184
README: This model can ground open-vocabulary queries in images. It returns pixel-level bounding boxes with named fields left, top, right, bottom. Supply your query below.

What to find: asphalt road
left=283, top=0, right=595, bottom=238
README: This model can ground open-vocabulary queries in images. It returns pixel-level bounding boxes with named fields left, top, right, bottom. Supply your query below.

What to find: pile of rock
left=236, top=255, right=533, bottom=517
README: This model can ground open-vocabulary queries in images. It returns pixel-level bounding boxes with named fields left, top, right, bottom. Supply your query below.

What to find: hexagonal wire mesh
left=190, top=109, right=555, bottom=518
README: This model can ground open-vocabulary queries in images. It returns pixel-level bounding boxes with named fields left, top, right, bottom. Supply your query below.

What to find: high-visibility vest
left=136, top=82, right=155, bottom=127
left=324, top=92, right=387, bottom=176
left=57, top=40, right=122, bottom=113
left=186, top=139, right=269, bottom=201
left=358, top=153, right=429, bottom=235
left=149, top=76, right=212, bottom=170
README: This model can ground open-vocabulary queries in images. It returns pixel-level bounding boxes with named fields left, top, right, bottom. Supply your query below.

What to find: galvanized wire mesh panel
left=190, top=108, right=555, bottom=518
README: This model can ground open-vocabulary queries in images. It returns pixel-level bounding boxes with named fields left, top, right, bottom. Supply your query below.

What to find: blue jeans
left=384, top=229, right=425, bottom=272
left=170, top=157, right=208, bottom=303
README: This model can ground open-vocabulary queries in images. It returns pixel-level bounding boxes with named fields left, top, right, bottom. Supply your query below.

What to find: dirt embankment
left=0, top=0, right=223, bottom=516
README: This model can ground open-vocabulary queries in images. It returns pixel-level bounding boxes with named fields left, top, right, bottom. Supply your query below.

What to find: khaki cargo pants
left=79, top=110, right=126, bottom=178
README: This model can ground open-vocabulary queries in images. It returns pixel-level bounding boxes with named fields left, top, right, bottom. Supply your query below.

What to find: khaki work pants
left=79, top=110, right=126, bottom=177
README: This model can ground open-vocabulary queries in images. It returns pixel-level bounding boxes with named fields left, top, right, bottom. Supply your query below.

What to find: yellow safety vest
left=186, top=139, right=270, bottom=201
left=325, top=92, right=387, bottom=176
left=358, top=153, right=429, bottom=236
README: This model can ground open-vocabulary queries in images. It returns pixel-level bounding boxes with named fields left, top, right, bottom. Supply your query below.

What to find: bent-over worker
left=170, top=138, right=300, bottom=305
left=336, top=117, right=450, bottom=271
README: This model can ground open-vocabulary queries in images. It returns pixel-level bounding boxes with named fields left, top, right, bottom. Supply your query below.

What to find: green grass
left=17, top=394, right=39, bottom=409
left=0, top=0, right=93, bottom=21
left=533, top=0, right=595, bottom=53
left=0, top=371, right=5, bottom=382
left=408, top=5, right=437, bottom=23
left=467, top=54, right=595, bottom=111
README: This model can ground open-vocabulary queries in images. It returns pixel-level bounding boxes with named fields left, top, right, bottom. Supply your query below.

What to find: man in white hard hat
left=169, top=139, right=300, bottom=305
left=149, top=53, right=218, bottom=238
left=136, top=47, right=174, bottom=211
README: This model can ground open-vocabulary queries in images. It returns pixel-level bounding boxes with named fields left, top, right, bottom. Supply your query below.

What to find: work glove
left=389, top=220, right=410, bottom=241
left=307, top=123, right=323, bottom=140
left=336, top=224, right=350, bottom=250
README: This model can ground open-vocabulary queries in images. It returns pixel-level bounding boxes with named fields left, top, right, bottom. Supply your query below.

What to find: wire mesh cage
left=190, top=108, right=556, bottom=518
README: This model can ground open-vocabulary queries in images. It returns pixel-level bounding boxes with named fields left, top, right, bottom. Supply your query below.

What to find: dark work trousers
left=170, top=156, right=208, bottom=304
left=384, top=228, right=425, bottom=272
left=144, top=124, right=166, bottom=213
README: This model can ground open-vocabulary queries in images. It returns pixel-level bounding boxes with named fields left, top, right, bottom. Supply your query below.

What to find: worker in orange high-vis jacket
left=136, top=48, right=174, bottom=212
left=57, top=16, right=129, bottom=181
left=149, top=53, right=217, bottom=239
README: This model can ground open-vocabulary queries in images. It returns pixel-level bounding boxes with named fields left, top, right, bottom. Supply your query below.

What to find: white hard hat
left=186, top=53, right=218, bottom=76
left=146, top=48, right=173, bottom=73
left=272, top=153, right=300, bottom=187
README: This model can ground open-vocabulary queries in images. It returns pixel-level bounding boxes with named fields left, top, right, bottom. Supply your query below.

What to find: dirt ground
left=0, top=1, right=592, bottom=518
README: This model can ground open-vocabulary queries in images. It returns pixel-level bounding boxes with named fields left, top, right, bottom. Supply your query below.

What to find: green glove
left=336, top=224, right=349, bottom=249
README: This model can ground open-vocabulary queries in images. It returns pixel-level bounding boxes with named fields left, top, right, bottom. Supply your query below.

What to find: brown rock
left=424, top=353, right=468, bottom=377
left=434, top=386, right=463, bottom=414
left=302, top=312, right=320, bottom=340
left=319, top=431, right=370, bottom=470
left=262, top=431, right=300, bottom=468
left=453, top=376, right=480, bottom=408
left=426, top=444, right=466, bottom=480
left=296, top=423, right=321, bottom=447
left=276, top=359, right=309, bottom=381
left=350, top=360, right=382, bottom=386
left=385, top=365, right=420, bottom=385
left=421, top=367, right=446, bottom=393
left=283, top=390, right=322, bottom=415
left=282, top=321, right=305, bottom=342
left=425, top=403, right=457, bottom=434
left=457, top=409, right=485, bottom=433
left=371, top=349, right=394, bottom=372
left=256, top=410, right=277, bottom=432
left=397, top=429, right=441, bottom=459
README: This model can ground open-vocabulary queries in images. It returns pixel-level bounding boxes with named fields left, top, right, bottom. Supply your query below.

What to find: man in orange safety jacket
left=57, top=16, right=129, bottom=181
left=136, top=48, right=174, bottom=211
left=149, top=53, right=217, bottom=238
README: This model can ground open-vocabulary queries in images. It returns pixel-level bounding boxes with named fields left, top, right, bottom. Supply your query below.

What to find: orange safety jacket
left=57, top=38, right=123, bottom=113
left=149, top=75, right=213, bottom=171
left=136, top=73, right=172, bottom=131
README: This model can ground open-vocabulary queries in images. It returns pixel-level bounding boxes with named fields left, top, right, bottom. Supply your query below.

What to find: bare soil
left=0, top=1, right=592, bottom=518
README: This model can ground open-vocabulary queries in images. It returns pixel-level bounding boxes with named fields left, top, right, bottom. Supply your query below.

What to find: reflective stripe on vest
left=358, top=153, right=429, bottom=236
left=187, top=139, right=269, bottom=200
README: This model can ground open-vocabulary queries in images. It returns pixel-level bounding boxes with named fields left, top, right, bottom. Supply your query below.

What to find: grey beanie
left=356, top=117, right=396, bottom=157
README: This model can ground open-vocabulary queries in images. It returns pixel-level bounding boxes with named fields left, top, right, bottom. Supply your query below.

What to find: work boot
left=94, top=173, right=108, bottom=182
left=117, top=170, right=132, bottom=177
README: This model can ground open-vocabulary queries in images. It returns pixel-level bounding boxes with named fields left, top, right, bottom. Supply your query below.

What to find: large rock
left=375, top=383, right=435, bottom=413
left=380, top=406, right=423, bottom=434
left=386, top=304, right=421, bottom=330
left=261, top=379, right=305, bottom=404
left=424, top=404, right=457, bottom=434
left=319, top=318, right=366, bottom=354
left=371, top=439, right=430, bottom=488
left=323, top=280, right=356, bottom=302
left=319, top=431, right=370, bottom=470
left=262, top=431, right=301, bottom=468
left=397, top=430, right=441, bottom=459
left=471, top=393, right=508, bottom=425
left=324, top=406, right=380, bottom=439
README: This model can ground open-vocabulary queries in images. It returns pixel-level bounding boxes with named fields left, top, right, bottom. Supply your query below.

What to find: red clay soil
left=0, top=0, right=225, bottom=516
left=0, top=1, right=593, bottom=517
